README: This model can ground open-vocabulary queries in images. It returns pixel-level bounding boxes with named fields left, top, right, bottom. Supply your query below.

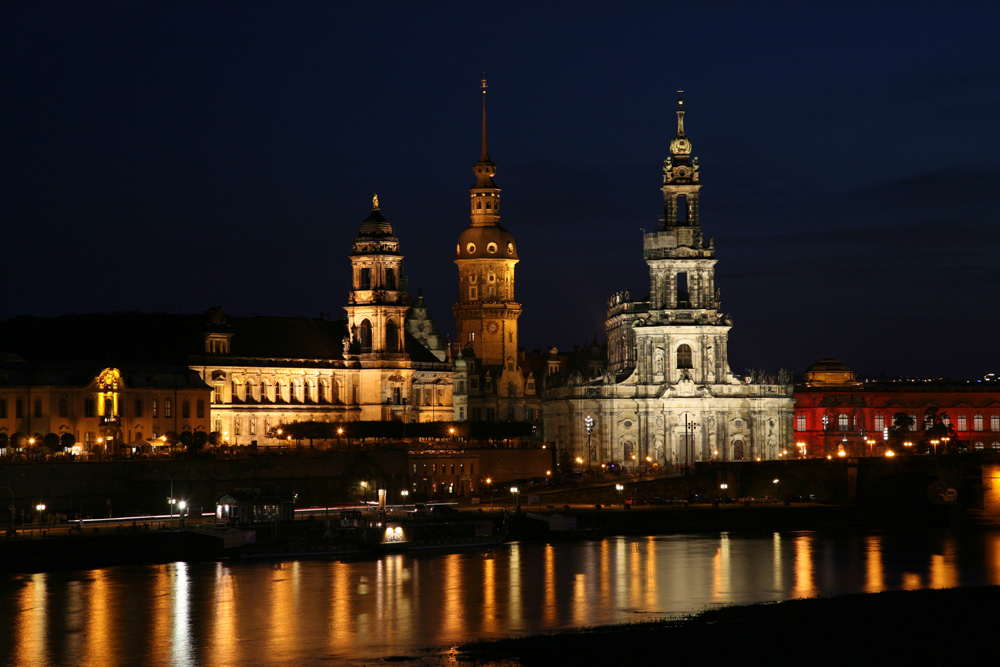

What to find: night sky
left=4, top=3, right=998, bottom=380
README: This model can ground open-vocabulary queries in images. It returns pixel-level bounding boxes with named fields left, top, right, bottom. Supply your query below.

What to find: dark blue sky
left=4, top=3, right=999, bottom=380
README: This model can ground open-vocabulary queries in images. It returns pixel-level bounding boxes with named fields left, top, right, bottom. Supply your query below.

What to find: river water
left=3, top=529, right=1000, bottom=666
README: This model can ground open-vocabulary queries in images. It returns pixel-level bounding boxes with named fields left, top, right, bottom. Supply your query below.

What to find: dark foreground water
left=3, top=529, right=1000, bottom=666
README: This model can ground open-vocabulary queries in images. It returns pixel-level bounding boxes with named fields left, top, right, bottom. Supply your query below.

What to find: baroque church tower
left=543, top=93, right=794, bottom=466
left=607, top=92, right=731, bottom=385
left=346, top=194, right=409, bottom=359
left=453, top=80, right=521, bottom=372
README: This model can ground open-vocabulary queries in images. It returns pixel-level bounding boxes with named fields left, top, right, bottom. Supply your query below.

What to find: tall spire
left=473, top=77, right=497, bottom=189
left=670, top=89, right=692, bottom=161
left=480, top=76, right=489, bottom=162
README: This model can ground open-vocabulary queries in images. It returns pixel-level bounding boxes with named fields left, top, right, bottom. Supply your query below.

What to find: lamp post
left=485, top=478, right=493, bottom=510
left=931, top=439, right=940, bottom=455
left=510, top=486, right=520, bottom=512
left=156, top=469, right=175, bottom=525
left=719, top=482, right=729, bottom=504
left=35, top=503, right=46, bottom=525
left=584, top=415, right=594, bottom=471
left=683, top=414, right=699, bottom=473
left=615, top=483, right=624, bottom=507
left=400, top=489, right=409, bottom=505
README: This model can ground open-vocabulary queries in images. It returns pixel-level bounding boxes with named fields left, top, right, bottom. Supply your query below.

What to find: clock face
left=486, top=321, right=499, bottom=334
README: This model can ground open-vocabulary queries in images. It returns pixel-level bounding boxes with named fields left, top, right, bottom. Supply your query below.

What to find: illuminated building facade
left=452, top=81, right=540, bottom=424
left=0, top=352, right=211, bottom=456
left=794, top=359, right=1000, bottom=456
left=0, top=200, right=456, bottom=453
left=542, top=95, right=795, bottom=467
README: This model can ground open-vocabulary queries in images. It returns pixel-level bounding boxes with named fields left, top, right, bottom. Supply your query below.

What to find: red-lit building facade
left=794, top=359, right=1000, bottom=457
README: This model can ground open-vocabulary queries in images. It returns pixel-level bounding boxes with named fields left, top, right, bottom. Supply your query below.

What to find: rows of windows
left=413, top=462, right=473, bottom=476
left=0, top=395, right=204, bottom=420
left=224, top=379, right=341, bottom=405
left=793, top=411, right=1000, bottom=433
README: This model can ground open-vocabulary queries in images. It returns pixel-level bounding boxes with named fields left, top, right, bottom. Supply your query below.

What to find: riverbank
left=449, top=585, right=1000, bottom=666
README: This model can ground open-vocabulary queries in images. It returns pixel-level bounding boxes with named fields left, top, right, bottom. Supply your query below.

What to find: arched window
left=182, top=400, right=190, bottom=419
left=385, top=268, right=396, bottom=290
left=386, top=319, right=399, bottom=353
left=165, top=399, right=173, bottom=418
left=260, top=381, right=268, bottom=402
left=304, top=380, right=314, bottom=403
left=360, top=320, right=373, bottom=353
left=275, top=381, right=284, bottom=403
left=838, top=414, right=849, bottom=431
left=330, top=379, right=340, bottom=405
left=290, top=380, right=301, bottom=403
left=677, top=344, right=693, bottom=369
left=245, top=380, right=254, bottom=403
left=197, top=399, right=205, bottom=418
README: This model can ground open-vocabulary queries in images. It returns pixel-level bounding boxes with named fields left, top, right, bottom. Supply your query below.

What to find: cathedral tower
left=346, top=195, right=409, bottom=358
left=453, top=80, right=521, bottom=370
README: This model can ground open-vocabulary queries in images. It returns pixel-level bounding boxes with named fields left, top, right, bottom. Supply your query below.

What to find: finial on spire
left=676, top=89, right=686, bottom=135
left=480, top=76, right=490, bottom=161
left=372, top=193, right=380, bottom=211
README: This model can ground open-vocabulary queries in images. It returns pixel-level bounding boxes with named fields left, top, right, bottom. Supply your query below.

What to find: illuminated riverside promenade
left=4, top=529, right=1000, bottom=665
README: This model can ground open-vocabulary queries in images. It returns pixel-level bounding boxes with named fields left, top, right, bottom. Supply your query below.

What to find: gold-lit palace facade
left=0, top=200, right=456, bottom=454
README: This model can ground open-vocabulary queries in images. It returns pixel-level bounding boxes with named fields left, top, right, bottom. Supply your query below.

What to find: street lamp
left=720, top=483, right=729, bottom=503
left=615, top=483, right=624, bottom=506
left=510, top=486, right=520, bottom=512
left=400, top=489, right=409, bottom=504
left=35, top=503, right=46, bottom=524
left=584, top=415, right=594, bottom=470
left=931, top=439, right=940, bottom=455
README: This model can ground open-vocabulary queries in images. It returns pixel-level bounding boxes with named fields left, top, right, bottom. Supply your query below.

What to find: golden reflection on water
left=83, top=569, right=111, bottom=667
left=10, top=530, right=1000, bottom=664
left=330, top=562, right=353, bottom=652
left=542, top=545, right=555, bottom=625
left=14, top=573, right=46, bottom=667
left=207, top=563, right=237, bottom=667
left=772, top=532, right=784, bottom=593
left=441, top=554, right=465, bottom=640
left=902, top=572, right=923, bottom=590
left=712, top=532, right=731, bottom=601
left=508, top=542, right=522, bottom=626
left=643, top=536, right=657, bottom=609
left=793, top=533, right=815, bottom=597
left=930, top=540, right=958, bottom=590
left=484, top=553, right=498, bottom=633
left=865, top=536, right=885, bottom=592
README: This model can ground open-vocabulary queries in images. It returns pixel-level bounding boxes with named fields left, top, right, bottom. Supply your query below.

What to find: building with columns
left=542, top=95, right=795, bottom=469
left=452, top=81, right=541, bottom=424
left=0, top=199, right=457, bottom=454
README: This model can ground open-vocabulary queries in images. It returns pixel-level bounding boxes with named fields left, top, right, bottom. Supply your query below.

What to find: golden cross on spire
left=372, top=193, right=379, bottom=211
